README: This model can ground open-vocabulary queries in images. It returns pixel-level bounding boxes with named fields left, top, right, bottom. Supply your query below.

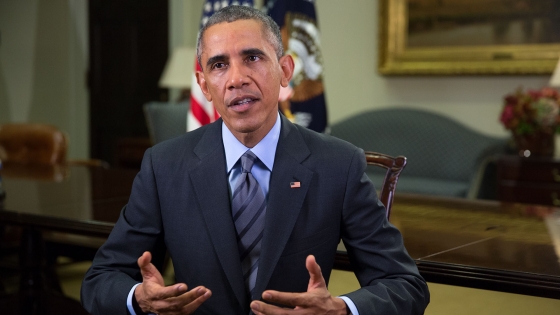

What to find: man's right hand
left=135, top=251, right=212, bottom=314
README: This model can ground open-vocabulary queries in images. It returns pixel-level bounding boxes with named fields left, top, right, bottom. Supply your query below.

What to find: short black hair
left=196, top=5, right=284, bottom=68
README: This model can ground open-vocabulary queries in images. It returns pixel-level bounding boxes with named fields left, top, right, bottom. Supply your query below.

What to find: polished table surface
left=376, top=194, right=560, bottom=298
left=1, top=165, right=560, bottom=299
left=0, top=164, right=137, bottom=236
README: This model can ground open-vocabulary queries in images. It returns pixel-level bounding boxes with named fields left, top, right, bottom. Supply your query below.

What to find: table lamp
left=550, top=57, right=560, bottom=87
left=159, top=47, right=196, bottom=101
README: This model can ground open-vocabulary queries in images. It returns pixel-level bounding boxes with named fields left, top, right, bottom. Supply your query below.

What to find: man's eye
left=212, top=62, right=226, bottom=70
left=247, top=56, right=260, bottom=62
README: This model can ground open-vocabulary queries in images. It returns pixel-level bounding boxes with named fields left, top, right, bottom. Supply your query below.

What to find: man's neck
left=227, top=117, right=278, bottom=148
left=233, top=133, right=262, bottom=148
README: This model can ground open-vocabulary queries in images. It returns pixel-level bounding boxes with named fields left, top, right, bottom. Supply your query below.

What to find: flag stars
left=222, top=0, right=229, bottom=9
left=204, top=2, right=212, bottom=12
left=214, top=1, right=221, bottom=11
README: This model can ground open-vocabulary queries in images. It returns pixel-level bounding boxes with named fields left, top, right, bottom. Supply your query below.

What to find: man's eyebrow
left=241, top=48, right=266, bottom=57
left=206, top=54, right=228, bottom=68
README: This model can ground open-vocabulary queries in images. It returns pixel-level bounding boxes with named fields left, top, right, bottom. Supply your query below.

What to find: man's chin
left=231, top=125, right=259, bottom=135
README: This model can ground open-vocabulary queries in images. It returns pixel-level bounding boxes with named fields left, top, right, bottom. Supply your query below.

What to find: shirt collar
left=223, top=112, right=281, bottom=173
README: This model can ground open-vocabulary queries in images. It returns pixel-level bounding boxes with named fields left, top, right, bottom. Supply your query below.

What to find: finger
left=249, top=301, right=267, bottom=315
left=305, top=255, right=326, bottom=290
left=150, top=286, right=211, bottom=314
left=137, top=251, right=165, bottom=286
left=147, top=282, right=189, bottom=300
left=251, top=299, right=297, bottom=315
left=137, top=251, right=152, bottom=267
left=182, top=287, right=212, bottom=313
left=260, top=290, right=306, bottom=308
left=135, top=282, right=188, bottom=313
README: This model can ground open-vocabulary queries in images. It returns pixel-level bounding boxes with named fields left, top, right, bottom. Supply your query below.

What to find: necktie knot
left=240, top=150, right=257, bottom=174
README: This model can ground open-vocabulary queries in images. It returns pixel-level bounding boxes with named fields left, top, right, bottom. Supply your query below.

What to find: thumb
left=137, top=251, right=164, bottom=286
left=305, top=255, right=326, bottom=291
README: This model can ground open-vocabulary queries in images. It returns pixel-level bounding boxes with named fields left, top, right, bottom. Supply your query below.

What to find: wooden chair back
left=365, top=151, right=407, bottom=220
left=0, top=123, right=67, bottom=165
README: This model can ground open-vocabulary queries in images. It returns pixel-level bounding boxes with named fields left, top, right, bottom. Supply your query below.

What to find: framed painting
left=378, top=0, right=560, bottom=75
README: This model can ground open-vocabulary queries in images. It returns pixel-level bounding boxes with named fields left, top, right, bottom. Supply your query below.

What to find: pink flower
left=541, top=87, right=559, bottom=99
left=504, top=95, right=518, bottom=106
left=500, top=87, right=560, bottom=135
left=500, top=104, right=515, bottom=125
left=528, top=90, right=541, bottom=100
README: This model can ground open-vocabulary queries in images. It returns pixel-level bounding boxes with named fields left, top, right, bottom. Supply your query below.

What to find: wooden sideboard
left=497, top=155, right=560, bottom=206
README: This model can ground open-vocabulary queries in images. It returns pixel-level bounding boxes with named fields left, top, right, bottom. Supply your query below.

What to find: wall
left=170, top=0, right=551, bottom=138
left=315, top=0, right=550, bottom=137
left=167, top=0, right=205, bottom=101
left=0, top=0, right=89, bottom=159
left=1, top=0, right=553, bottom=161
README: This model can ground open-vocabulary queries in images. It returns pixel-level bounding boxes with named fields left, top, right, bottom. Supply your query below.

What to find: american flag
left=188, top=0, right=255, bottom=131
left=264, top=0, right=328, bottom=133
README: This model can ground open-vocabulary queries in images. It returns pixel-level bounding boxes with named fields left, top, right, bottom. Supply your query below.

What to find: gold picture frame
left=378, top=0, right=560, bottom=75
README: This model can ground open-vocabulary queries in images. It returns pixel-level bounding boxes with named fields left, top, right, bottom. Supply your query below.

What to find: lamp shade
left=159, top=47, right=196, bottom=88
left=550, top=57, right=560, bottom=87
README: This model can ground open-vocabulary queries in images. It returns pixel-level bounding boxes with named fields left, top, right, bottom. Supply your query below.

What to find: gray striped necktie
left=232, top=150, right=266, bottom=298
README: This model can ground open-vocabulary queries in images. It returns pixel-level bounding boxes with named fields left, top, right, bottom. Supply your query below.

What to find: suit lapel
left=254, top=116, right=314, bottom=297
left=189, top=121, right=249, bottom=311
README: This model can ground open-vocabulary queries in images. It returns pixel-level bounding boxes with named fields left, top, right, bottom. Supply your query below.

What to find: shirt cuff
left=339, top=296, right=359, bottom=315
left=127, top=283, right=141, bottom=315
left=127, top=283, right=159, bottom=315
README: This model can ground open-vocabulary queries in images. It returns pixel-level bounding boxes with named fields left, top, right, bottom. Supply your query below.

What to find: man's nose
left=228, top=62, right=250, bottom=89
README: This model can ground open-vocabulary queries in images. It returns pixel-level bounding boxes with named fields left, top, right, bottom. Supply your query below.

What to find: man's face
left=196, top=19, right=293, bottom=146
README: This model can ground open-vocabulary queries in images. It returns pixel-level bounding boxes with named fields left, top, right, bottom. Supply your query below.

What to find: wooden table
left=335, top=194, right=560, bottom=299
left=0, top=164, right=138, bottom=314
left=1, top=165, right=560, bottom=306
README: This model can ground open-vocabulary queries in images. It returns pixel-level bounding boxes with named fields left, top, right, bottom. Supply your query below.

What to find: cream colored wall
left=315, top=0, right=549, bottom=137
left=1, top=0, right=551, bottom=161
left=0, top=0, right=89, bottom=159
left=171, top=0, right=550, bottom=137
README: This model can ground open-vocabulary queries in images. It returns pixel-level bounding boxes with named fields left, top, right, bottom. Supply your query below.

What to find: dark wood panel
left=89, top=0, right=168, bottom=165
left=498, top=155, right=560, bottom=182
left=416, top=261, right=560, bottom=299
left=499, top=181, right=560, bottom=206
left=497, top=155, right=560, bottom=205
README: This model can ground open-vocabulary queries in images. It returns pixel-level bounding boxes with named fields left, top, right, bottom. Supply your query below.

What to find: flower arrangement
left=500, top=87, right=560, bottom=136
left=500, top=87, right=560, bottom=156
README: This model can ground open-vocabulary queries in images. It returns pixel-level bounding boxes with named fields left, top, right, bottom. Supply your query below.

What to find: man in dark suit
left=81, top=5, right=429, bottom=315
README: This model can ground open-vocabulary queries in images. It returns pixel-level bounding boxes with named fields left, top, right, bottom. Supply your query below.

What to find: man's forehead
left=204, top=20, right=264, bottom=42
left=201, top=20, right=268, bottom=55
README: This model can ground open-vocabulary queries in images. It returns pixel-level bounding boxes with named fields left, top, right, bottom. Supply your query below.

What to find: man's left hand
left=250, top=255, right=348, bottom=315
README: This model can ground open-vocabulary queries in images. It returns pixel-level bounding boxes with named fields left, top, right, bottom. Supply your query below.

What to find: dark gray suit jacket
left=81, top=115, right=429, bottom=314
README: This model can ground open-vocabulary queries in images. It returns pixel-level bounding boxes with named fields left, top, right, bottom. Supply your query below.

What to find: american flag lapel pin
left=290, top=181, right=301, bottom=188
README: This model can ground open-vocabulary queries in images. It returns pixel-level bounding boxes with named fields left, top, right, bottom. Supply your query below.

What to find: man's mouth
left=231, top=98, right=255, bottom=106
left=228, top=97, right=258, bottom=111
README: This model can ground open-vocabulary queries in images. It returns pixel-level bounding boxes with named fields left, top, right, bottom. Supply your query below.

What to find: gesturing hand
left=134, top=251, right=212, bottom=314
left=250, top=255, right=348, bottom=315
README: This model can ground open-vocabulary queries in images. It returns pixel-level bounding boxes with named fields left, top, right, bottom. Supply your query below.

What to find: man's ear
left=195, top=71, right=213, bottom=102
left=279, top=54, right=295, bottom=88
